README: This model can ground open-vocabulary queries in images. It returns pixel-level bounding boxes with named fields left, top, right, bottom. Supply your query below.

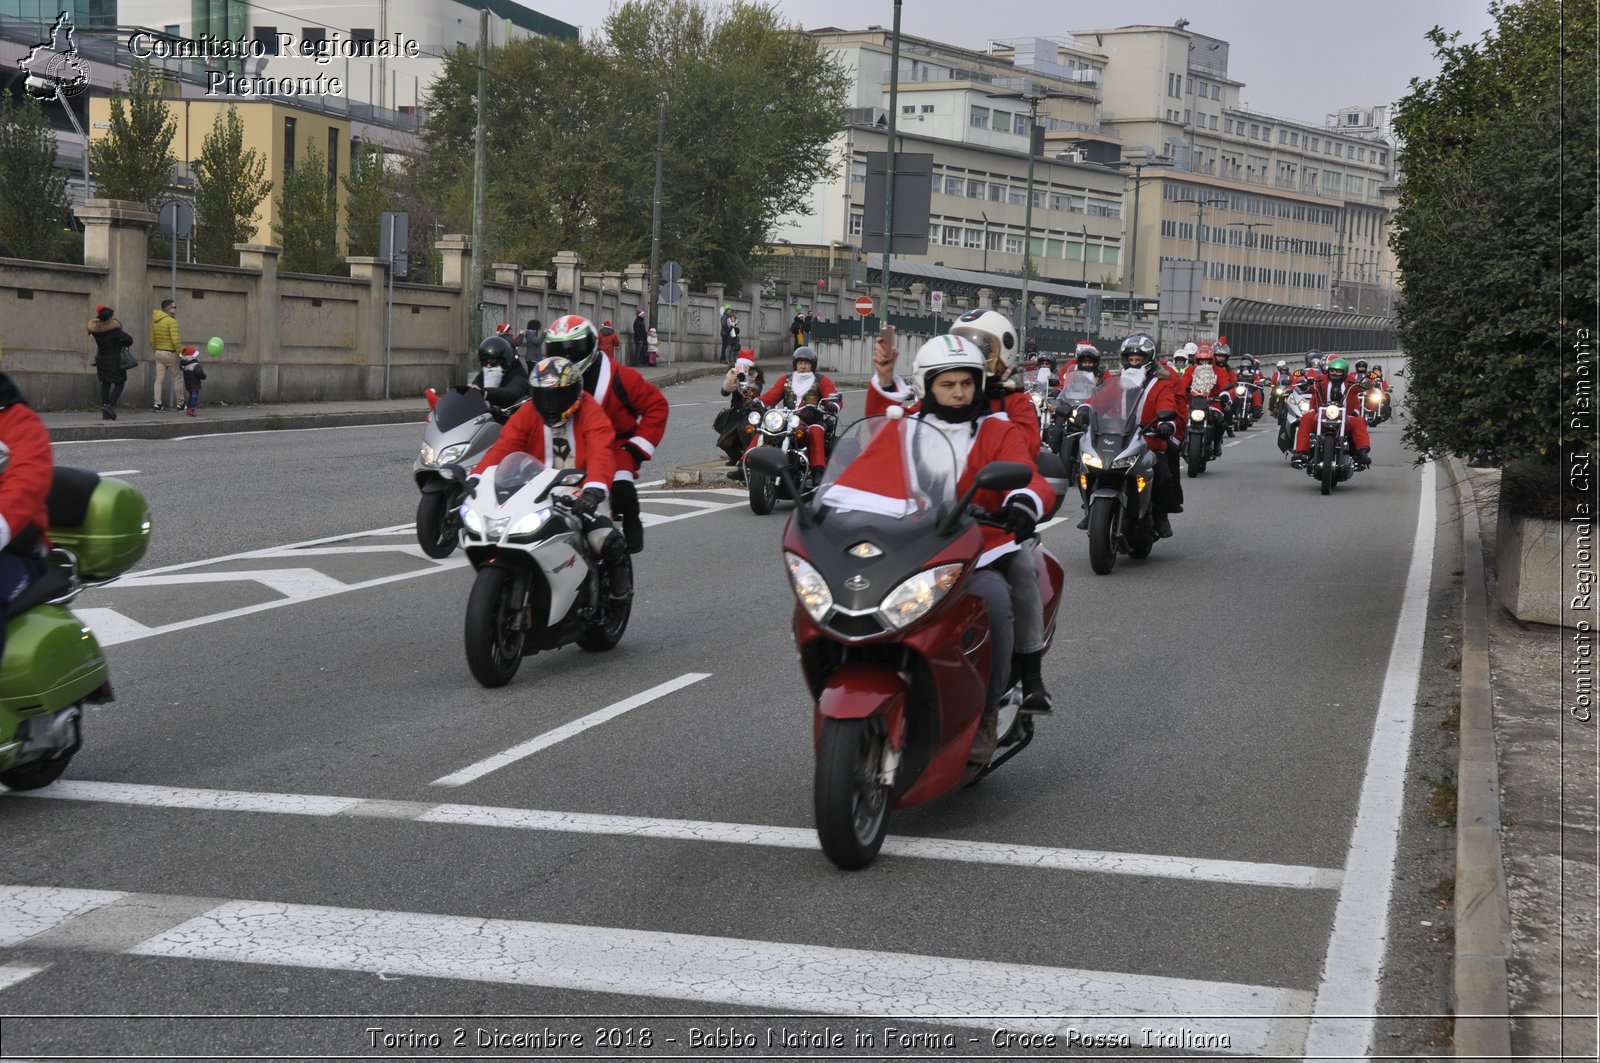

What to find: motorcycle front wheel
left=748, top=470, right=777, bottom=515
left=416, top=492, right=458, bottom=559
left=578, top=561, right=633, bottom=652
left=1087, top=497, right=1119, bottom=575
left=0, top=749, right=75, bottom=791
left=1185, top=432, right=1208, bottom=477
left=814, top=716, right=891, bottom=870
left=464, top=567, right=526, bottom=687
left=1320, top=448, right=1337, bottom=496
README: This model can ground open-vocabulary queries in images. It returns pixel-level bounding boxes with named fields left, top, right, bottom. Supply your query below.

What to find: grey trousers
left=968, top=568, right=1013, bottom=709
left=996, top=542, right=1046, bottom=654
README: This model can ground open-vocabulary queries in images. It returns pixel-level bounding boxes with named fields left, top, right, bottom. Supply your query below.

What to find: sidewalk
left=39, top=359, right=738, bottom=442
left=1453, top=461, right=1597, bottom=1059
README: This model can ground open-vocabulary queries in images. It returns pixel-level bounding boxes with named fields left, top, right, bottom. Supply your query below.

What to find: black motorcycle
left=1073, top=376, right=1171, bottom=575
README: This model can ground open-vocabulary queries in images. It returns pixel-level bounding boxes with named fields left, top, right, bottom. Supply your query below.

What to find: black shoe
left=101, top=404, right=114, bottom=420
left=1168, top=503, right=1183, bottom=513
left=1016, top=651, right=1052, bottom=715
left=1292, top=452, right=1310, bottom=469
left=1155, top=513, right=1174, bottom=538
left=1075, top=508, right=1090, bottom=531
left=727, top=465, right=745, bottom=482
left=601, top=535, right=633, bottom=598
left=623, top=514, right=645, bottom=555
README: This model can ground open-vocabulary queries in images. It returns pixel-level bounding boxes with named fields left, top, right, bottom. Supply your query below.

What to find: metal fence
left=1217, top=297, right=1397, bottom=358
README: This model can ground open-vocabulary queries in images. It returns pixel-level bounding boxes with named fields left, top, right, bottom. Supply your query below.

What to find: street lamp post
left=987, top=83, right=1073, bottom=350
left=980, top=211, right=991, bottom=275
left=1227, top=221, right=1272, bottom=301
left=1117, top=155, right=1172, bottom=335
left=1192, top=196, right=1228, bottom=330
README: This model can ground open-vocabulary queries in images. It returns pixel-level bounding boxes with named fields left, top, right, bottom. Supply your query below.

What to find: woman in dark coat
left=87, top=305, right=133, bottom=420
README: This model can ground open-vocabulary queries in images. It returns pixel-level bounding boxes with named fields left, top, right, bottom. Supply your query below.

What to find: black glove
left=1004, top=497, right=1038, bottom=541
left=622, top=442, right=649, bottom=465
left=571, top=487, right=606, bottom=518
left=1152, top=421, right=1176, bottom=439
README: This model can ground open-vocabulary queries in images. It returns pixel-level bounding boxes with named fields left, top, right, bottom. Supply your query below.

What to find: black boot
left=601, top=532, right=632, bottom=599
left=1075, top=504, right=1089, bottom=531
left=1154, top=512, right=1174, bottom=538
left=1016, top=651, right=1052, bottom=714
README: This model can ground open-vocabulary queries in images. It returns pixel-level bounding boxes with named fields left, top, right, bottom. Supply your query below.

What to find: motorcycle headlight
left=878, top=563, right=964, bottom=630
left=1234, top=384, right=1247, bottom=396
left=1366, top=391, right=1383, bottom=408
left=784, top=553, right=833, bottom=622
left=1190, top=409, right=1207, bottom=423
left=437, top=442, right=470, bottom=465
left=419, top=443, right=437, bottom=466
left=1322, top=404, right=1342, bottom=421
left=762, top=409, right=789, bottom=433
left=747, top=410, right=762, bottom=426
left=486, top=516, right=510, bottom=540
left=1274, top=386, right=1286, bottom=397
left=509, top=507, right=552, bottom=539
left=460, top=506, right=485, bottom=536
left=1111, top=456, right=1137, bottom=470
left=1081, top=451, right=1104, bottom=469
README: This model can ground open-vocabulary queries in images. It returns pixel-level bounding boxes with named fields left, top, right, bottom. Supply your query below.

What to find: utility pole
left=988, top=83, right=1073, bottom=350
left=878, top=0, right=902, bottom=314
left=467, top=8, right=487, bottom=352
left=647, top=99, right=664, bottom=328
left=1118, top=155, right=1171, bottom=333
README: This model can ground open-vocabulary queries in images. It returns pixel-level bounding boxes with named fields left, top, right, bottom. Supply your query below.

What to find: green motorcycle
left=0, top=467, right=149, bottom=790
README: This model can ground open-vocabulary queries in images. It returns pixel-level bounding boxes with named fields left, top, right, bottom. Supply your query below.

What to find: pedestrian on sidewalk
left=598, top=320, right=620, bottom=361
left=632, top=309, right=648, bottom=367
left=522, top=319, right=544, bottom=364
left=646, top=327, right=660, bottom=367
left=178, top=345, right=206, bottom=416
left=149, top=298, right=182, bottom=411
left=87, top=305, right=133, bottom=421
left=720, top=310, right=740, bottom=365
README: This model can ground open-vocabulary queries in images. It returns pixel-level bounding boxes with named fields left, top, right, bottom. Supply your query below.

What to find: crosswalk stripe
left=0, top=885, right=124, bottom=947
left=11, top=781, right=1341, bottom=890
left=0, top=885, right=1310, bottom=1056
left=0, top=962, right=49, bottom=992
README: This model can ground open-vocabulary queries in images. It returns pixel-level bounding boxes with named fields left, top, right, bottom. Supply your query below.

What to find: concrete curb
left=47, top=408, right=425, bottom=442
left=1444, top=456, right=1514, bottom=1059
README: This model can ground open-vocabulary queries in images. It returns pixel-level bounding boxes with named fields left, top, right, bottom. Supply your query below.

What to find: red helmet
left=1195, top=344, right=1215, bottom=363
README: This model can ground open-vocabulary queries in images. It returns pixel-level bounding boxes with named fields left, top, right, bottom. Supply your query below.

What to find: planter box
left=1496, top=507, right=1593, bottom=628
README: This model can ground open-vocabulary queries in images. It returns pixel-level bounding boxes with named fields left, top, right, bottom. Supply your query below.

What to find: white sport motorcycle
left=450, top=453, right=633, bottom=687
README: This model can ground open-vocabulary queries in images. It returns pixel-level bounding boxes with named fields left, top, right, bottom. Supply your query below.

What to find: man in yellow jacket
left=149, top=298, right=182, bottom=411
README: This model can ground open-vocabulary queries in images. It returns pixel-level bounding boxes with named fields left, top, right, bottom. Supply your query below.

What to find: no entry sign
left=855, top=296, right=874, bottom=316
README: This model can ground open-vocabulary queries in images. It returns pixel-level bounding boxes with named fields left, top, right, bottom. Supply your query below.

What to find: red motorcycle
left=749, top=415, right=1064, bottom=870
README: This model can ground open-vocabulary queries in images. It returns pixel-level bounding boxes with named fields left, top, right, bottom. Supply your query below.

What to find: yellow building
left=89, top=96, right=351, bottom=249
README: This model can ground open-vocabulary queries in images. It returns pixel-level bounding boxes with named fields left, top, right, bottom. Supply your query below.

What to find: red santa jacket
left=0, top=384, right=52, bottom=554
left=863, top=375, right=1040, bottom=456
left=587, top=355, right=669, bottom=477
left=474, top=392, right=617, bottom=496
left=820, top=411, right=1053, bottom=567
left=1181, top=363, right=1232, bottom=401
left=760, top=372, right=840, bottom=410
left=1137, top=369, right=1188, bottom=452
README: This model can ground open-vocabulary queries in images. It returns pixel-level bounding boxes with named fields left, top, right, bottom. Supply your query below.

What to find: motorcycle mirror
left=975, top=461, right=1032, bottom=493
left=553, top=469, right=586, bottom=488
left=438, top=463, right=465, bottom=482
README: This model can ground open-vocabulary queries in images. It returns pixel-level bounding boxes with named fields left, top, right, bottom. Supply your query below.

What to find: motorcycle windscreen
left=491, top=451, right=548, bottom=505
left=1085, top=373, right=1151, bottom=455
left=812, top=416, right=960, bottom=521
left=1056, top=370, right=1098, bottom=410
left=433, top=388, right=492, bottom=432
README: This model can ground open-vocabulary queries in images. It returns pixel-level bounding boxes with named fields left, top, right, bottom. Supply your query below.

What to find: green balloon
left=206, top=336, right=224, bottom=357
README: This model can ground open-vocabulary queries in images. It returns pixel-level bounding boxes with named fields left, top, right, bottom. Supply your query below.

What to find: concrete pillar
left=77, top=199, right=155, bottom=343
left=437, top=234, right=472, bottom=360
left=908, top=282, right=927, bottom=311
left=623, top=263, right=647, bottom=293
left=581, top=272, right=604, bottom=294
left=978, top=287, right=994, bottom=309
left=347, top=257, right=388, bottom=397
left=601, top=271, right=623, bottom=295
left=706, top=282, right=727, bottom=309
left=552, top=250, right=584, bottom=295
left=491, top=263, right=520, bottom=285
left=522, top=270, right=550, bottom=291
left=235, top=243, right=282, bottom=402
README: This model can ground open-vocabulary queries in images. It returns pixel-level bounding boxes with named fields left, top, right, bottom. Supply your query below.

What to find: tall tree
left=191, top=106, right=272, bottom=265
left=1391, top=0, right=1596, bottom=470
left=0, top=93, right=75, bottom=261
left=91, top=58, right=177, bottom=209
left=342, top=142, right=395, bottom=257
left=416, top=0, right=847, bottom=289
left=272, top=144, right=341, bottom=275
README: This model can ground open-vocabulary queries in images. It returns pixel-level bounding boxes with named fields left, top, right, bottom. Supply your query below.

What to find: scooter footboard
left=813, top=665, right=908, bottom=750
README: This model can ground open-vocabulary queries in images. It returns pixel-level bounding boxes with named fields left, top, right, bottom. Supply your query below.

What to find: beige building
left=90, top=95, right=351, bottom=249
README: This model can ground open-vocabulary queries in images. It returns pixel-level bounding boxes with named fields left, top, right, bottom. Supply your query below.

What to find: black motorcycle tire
left=0, top=749, right=75, bottom=791
left=416, top=492, right=458, bottom=559
left=1186, top=432, right=1208, bottom=477
left=748, top=470, right=777, bottom=515
left=1087, top=497, right=1119, bottom=575
left=1321, top=448, right=1337, bottom=496
left=464, top=566, right=525, bottom=687
left=578, top=561, right=633, bottom=652
left=814, top=716, right=891, bottom=870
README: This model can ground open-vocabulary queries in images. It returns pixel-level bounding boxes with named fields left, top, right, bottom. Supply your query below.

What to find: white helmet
left=909, top=334, right=987, bottom=402
left=1182, top=341, right=1199, bottom=357
left=949, top=309, right=1019, bottom=373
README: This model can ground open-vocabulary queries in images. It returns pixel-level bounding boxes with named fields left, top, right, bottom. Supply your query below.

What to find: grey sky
left=550, top=0, right=1500, bottom=131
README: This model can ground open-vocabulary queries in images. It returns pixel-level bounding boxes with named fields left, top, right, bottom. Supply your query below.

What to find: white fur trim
left=583, top=480, right=610, bottom=496
left=1004, top=488, right=1043, bottom=517
left=0, top=514, right=10, bottom=550
left=594, top=356, right=614, bottom=406
left=626, top=435, right=656, bottom=458
left=818, top=483, right=917, bottom=518
left=977, top=540, right=1021, bottom=568
left=870, top=375, right=914, bottom=402
left=613, top=469, right=636, bottom=482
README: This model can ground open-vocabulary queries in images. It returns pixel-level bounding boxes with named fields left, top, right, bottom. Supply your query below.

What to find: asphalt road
left=1, top=372, right=1459, bottom=1059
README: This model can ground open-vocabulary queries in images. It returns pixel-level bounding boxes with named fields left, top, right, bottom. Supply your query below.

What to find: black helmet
left=529, top=356, right=584, bottom=424
left=792, top=346, right=818, bottom=371
left=1075, top=350, right=1101, bottom=372
left=478, top=335, right=515, bottom=367
left=1354, top=359, right=1370, bottom=373
left=1036, top=352, right=1055, bottom=367
left=1118, top=332, right=1156, bottom=367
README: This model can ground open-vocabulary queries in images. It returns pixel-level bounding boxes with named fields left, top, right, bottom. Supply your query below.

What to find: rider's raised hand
left=872, top=326, right=899, bottom=388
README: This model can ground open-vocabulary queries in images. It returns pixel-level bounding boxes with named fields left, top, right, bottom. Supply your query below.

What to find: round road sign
left=854, top=296, right=874, bottom=316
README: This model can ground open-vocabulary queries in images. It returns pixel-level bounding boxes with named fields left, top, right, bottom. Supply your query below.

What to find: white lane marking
left=99, top=469, right=141, bottom=476
left=41, top=887, right=1307, bottom=1054
left=15, top=781, right=1341, bottom=890
left=431, top=672, right=715, bottom=787
left=119, top=567, right=348, bottom=597
left=640, top=496, right=732, bottom=509
left=637, top=501, right=745, bottom=529
left=0, top=886, right=126, bottom=947
left=634, top=478, right=666, bottom=489
left=71, top=608, right=156, bottom=644
left=1303, top=461, right=1437, bottom=1059
left=668, top=401, right=708, bottom=407
left=127, top=524, right=419, bottom=578
left=0, top=962, right=48, bottom=991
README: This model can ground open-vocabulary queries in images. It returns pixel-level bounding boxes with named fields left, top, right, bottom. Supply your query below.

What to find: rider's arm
left=0, top=404, right=52, bottom=551
left=1000, top=391, right=1042, bottom=457
left=482, top=363, right=530, bottom=408
left=472, top=403, right=539, bottom=474
left=758, top=376, right=788, bottom=408
left=575, top=397, right=619, bottom=495
left=616, top=366, right=669, bottom=461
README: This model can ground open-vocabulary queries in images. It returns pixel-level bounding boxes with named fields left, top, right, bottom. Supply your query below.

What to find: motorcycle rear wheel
left=578, top=562, right=633, bottom=652
left=748, top=471, right=777, bottom=515
left=0, top=750, right=75, bottom=791
left=1087, top=497, right=1119, bottom=575
left=814, top=716, right=891, bottom=870
left=464, top=567, right=525, bottom=687
left=416, top=492, right=458, bottom=559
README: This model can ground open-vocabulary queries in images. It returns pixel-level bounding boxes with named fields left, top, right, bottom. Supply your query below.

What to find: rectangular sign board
left=862, top=151, right=933, bottom=255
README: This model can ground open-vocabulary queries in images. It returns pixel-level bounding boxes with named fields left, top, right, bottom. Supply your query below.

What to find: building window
left=350, top=28, right=376, bottom=56
left=253, top=25, right=279, bottom=54
left=991, top=111, right=1009, bottom=130
left=1008, top=186, right=1026, bottom=205
left=1005, top=234, right=1023, bottom=254
left=1032, top=189, right=1045, bottom=208
left=849, top=213, right=863, bottom=236
left=932, top=172, right=942, bottom=193
left=851, top=160, right=866, bottom=184
left=163, top=23, right=179, bottom=36
left=943, top=225, right=962, bottom=245
left=1184, top=109, right=1191, bottom=125
left=929, top=224, right=940, bottom=245
left=967, top=179, right=984, bottom=198
left=902, top=105, right=915, bottom=114
left=965, top=229, right=982, bottom=248
left=1013, top=113, right=1029, bottom=136
left=1209, top=115, right=1218, bottom=130
left=1185, top=77, right=1193, bottom=94
left=1211, top=83, right=1220, bottom=99
left=283, top=116, right=296, bottom=173
left=986, top=231, right=1003, bottom=251
left=945, top=176, right=963, bottom=195
left=988, top=183, right=1004, bottom=202
left=301, top=27, right=327, bottom=55
left=969, top=106, right=989, bottom=129
left=1249, top=123, right=1259, bottom=138
left=920, top=104, right=935, bottom=113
